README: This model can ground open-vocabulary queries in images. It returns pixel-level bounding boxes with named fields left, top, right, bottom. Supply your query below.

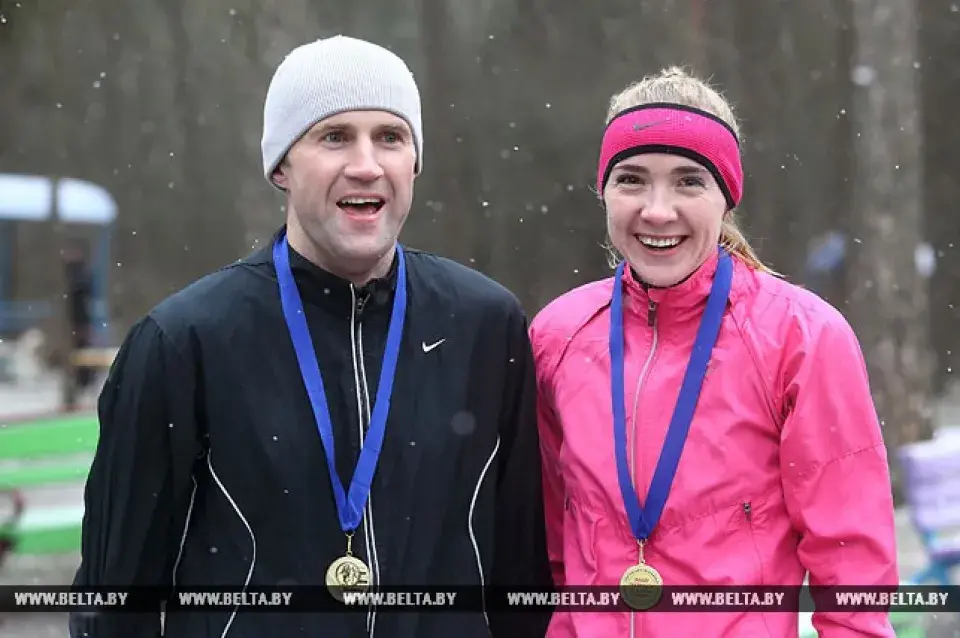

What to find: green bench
left=0, top=413, right=99, bottom=561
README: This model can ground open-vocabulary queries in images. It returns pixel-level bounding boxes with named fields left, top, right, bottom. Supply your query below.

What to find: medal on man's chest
left=325, top=532, right=371, bottom=601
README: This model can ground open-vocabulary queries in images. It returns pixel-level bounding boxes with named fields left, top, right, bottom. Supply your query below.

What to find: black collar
left=254, top=226, right=399, bottom=312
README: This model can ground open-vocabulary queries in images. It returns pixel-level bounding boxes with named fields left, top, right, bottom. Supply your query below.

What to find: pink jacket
left=530, top=249, right=898, bottom=637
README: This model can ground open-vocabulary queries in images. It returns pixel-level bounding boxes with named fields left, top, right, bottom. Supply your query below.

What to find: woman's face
left=604, top=153, right=727, bottom=287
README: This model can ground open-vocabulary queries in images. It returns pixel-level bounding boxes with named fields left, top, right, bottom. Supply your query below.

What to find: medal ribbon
left=610, top=247, right=732, bottom=541
left=274, top=230, right=406, bottom=533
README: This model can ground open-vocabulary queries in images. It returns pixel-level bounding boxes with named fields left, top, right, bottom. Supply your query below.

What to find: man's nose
left=344, top=141, right=385, bottom=181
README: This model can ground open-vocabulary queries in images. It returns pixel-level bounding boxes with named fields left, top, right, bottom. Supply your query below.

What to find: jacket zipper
left=350, top=285, right=379, bottom=638
left=630, top=299, right=659, bottom=478
left=630, top=298, right=659, bottom=481
left=629, top=298, right=658, bottom=638
left=743, top=501, right=773, bottom=636
left=354, top=288, right=371, bottom=422
left=743, top=502, right=765, bottom=584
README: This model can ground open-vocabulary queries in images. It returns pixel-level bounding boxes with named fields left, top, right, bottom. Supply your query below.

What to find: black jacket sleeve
left=69, top=315, right=202, bottom=638
left=488, top=301, right=555, bottom=638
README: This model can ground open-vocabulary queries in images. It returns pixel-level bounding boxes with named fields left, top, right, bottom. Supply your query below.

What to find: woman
left=530, top=67, right=898, bottom=637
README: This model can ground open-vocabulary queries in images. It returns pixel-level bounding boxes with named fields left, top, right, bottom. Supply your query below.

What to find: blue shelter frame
left=0, top=173, right=116, bottom=341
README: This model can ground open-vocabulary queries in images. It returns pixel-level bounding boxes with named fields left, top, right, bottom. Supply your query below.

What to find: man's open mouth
left=337, top=197, right=385, bottom=215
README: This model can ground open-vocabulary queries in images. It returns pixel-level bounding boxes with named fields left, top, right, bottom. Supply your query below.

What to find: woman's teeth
left=638, top=235, right=683, bottom=248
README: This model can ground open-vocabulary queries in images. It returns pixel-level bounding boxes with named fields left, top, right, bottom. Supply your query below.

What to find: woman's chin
left=628, top=258, right=695, bottom=288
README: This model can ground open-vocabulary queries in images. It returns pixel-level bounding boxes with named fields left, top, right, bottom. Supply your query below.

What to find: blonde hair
left=601, top=66, right=778, bottom=276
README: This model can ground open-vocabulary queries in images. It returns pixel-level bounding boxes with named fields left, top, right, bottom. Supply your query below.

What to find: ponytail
left=719, top=212, right=780, bottom=276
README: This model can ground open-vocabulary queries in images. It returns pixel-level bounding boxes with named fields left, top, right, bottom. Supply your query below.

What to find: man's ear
left=272, top=167, right=288, bottom=190
left=271, top=156, right=291, bottom=190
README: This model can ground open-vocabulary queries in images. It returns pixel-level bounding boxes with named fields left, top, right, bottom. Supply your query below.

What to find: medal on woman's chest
left=619, top=540, right=663, bottom=610
left=609, top=249, right=732, bottom=611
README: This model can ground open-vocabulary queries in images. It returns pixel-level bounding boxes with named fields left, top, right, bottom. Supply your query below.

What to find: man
left=70, top=35, right=553, bottom=638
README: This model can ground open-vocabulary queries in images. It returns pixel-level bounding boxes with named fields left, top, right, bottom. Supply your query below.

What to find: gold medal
left=619, top=540, right=663, bottom=611
left=326, top=533, right=371, bottom=602
left=326, top=555, right=371, bottom=600
left=620, top=563, right=663, bottom=610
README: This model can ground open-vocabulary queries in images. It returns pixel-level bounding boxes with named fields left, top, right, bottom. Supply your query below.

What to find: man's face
left=273, top=110, right=417, bottom=280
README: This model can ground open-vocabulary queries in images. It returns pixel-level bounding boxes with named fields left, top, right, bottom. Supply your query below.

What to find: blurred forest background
left=1, top=0, right=959, bottom=496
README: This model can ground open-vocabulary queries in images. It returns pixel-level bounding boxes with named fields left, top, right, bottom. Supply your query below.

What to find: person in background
left=63, top=238, right=94, bottom=392
left=530, top=66, right=898, bottom=637
left=71, top=35, right=552, bottom=638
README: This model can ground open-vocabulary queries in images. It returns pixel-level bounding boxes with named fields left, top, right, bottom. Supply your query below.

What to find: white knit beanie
left=261, top=35, right=423, bottom=188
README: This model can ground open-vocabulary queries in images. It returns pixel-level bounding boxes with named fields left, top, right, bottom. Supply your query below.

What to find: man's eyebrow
left=314, top=122, right=349, bottom=132
left=377, top=123, right=412, bottom=135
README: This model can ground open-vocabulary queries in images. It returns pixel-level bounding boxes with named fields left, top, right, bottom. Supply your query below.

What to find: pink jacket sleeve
left=779, top=310, right=899, bottom=637
left=530, top=320, right=566, bottom=587
left=537, top=389, right=566, bottom=587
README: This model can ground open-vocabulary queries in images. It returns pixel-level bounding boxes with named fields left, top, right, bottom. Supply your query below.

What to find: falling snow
left=851, top=65, right=876, bottom=86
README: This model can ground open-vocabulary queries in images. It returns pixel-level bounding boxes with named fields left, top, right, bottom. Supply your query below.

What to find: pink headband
left=597, top=103, right=743, bottom=210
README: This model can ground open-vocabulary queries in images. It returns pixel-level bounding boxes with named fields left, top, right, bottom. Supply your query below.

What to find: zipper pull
left=743, top=501, right=752, bottom=521
left=354, top=287, right=370, bottom=315
left=647, top=299, right=658, bottom=327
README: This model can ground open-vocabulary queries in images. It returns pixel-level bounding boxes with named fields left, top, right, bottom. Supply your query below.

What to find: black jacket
left=70, top=229, right=553, bottom=638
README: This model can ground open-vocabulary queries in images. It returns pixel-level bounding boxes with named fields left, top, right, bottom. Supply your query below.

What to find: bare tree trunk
left=418, top=0, right=483, bottom=266
left=730, top=1, right=791, bottom=271
left=918, top=1, right=960, bottom=397
left=846, top=0, right=934, bottom=501
left=830, top=0, right=856, bottom=308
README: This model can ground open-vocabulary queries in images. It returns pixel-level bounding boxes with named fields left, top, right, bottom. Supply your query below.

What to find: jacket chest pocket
left=648, top=495, right=771, bottom=588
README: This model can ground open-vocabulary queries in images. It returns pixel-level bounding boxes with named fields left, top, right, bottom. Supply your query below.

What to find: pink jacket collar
left=620, top=248, right=730, bottom=326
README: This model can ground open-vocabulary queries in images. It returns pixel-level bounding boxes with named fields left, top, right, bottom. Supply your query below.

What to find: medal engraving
left=326, top=532, right=370, bottom=602
left=619, top=563, right=663, bottom=611
left=326, top=555, right=371, bottom=602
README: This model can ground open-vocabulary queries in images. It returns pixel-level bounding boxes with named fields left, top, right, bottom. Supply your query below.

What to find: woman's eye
left=679, top=176, right=706, bottom=188
left=615, top=174, right=641, bottom=185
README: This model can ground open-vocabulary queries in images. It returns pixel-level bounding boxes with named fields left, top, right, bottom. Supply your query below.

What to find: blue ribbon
left=610, top=248, right=732, bottom=541
left=273, top=231, right=406, bottom=533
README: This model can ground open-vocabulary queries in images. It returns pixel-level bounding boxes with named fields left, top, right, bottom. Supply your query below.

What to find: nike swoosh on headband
left=633, top=120, right=668, bottom=131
